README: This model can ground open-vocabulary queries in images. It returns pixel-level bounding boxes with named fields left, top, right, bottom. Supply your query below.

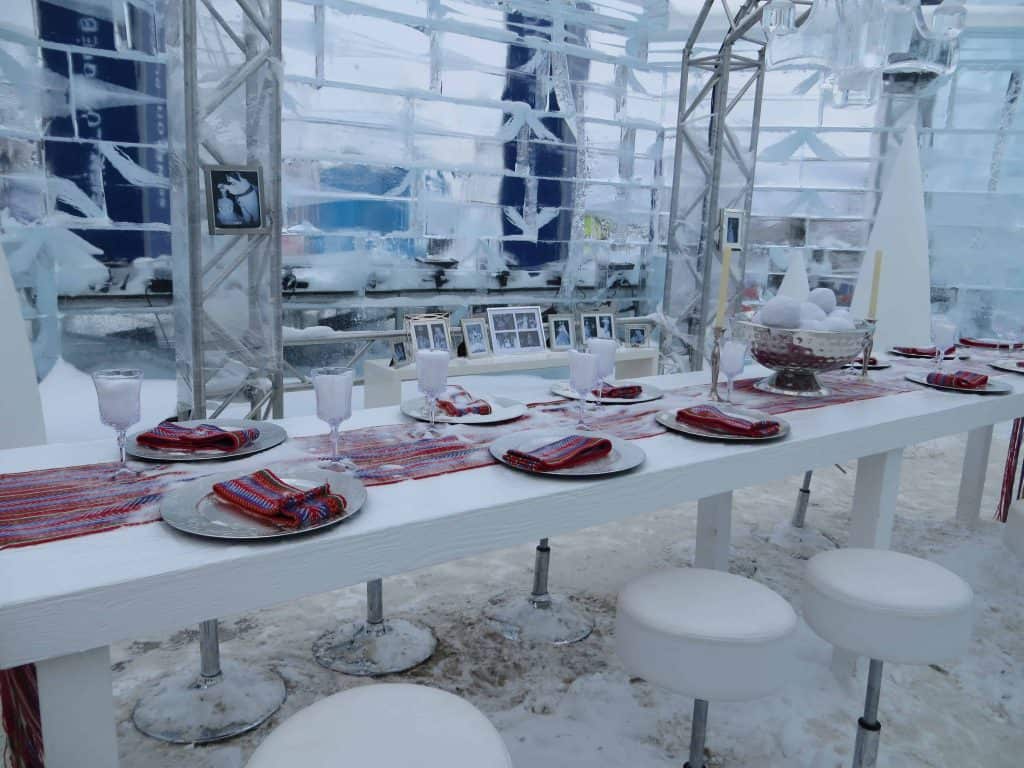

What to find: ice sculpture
left=763, top=0, right=966, bottom=106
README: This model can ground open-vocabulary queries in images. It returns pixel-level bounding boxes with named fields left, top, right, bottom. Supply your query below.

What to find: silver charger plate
left=489, top=429, right=645, bottom=478
left=888, top=347, right=967, bottom=361
left=127, top=419, right=287, bottom=462
left=989, top=358, right=1024, bottom=375
left=655, top=405, right=790, bottom=442
left=401, top=395, right=526, bottom=425
left=161, top=468, right=366, bottom=540
left=904, top=371, right=1011, bottom=395
left=551, top=381, right=663, bottom=405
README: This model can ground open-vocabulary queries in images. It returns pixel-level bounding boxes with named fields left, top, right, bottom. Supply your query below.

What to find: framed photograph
left=461, top=318, right=491, bottom=358
left=580, top=312, right=615, bottom=343
left=391, top=339, right=412, bottom=367
left=720, top=207, right=745, bottom=249
left=624, top=323, right=649, bottom=348
left=548, top=314, right=575, bottom=350
left=204, top=165, right=268, bottom=235
left=408, top=315, right=453, bottom=356
left=486, top=306, right=546, bottom=355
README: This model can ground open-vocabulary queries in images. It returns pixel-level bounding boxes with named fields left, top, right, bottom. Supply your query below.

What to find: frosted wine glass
left=931, top=316, right=957, bottom=370
left=720, top=341, right=747, bottom=403
left=92, top=368, right=143, bottom=478
left=568, top=350, right=599, bottom=430
left=416, top=349, right=450, bottom=435
left=586, top=338, right=617, bottom=385
left=312, top=366, right=355, bottom=470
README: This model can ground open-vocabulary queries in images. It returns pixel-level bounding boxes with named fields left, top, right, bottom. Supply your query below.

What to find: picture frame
left=407, top=314, right=453, bottom=357
left=391, top=339, right=412, bottom=368
left=547, top=314, right=576, bottom=351
left=486, top=306, right=545, bottom=355
left=580, top=311, right=615, bottom=343
left=624, top=323, right=650, bottom=348
left=204, top=164, right=268, bottom=235
left=460, top=317, right=491, bottom=358
left=720, top=207, right=745, bottom=249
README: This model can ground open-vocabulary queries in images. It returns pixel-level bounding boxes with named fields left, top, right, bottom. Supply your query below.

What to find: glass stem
left=117, top=430, right=127, bottom=467
left=330, top=425, right=340, bottom=461
left=727, top=378, right=734, bottom=403
left=429, top=398, right=437, bottom=431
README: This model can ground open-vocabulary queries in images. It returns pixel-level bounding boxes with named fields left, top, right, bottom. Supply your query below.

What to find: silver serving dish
left=732, top=313, right=875, bottom=397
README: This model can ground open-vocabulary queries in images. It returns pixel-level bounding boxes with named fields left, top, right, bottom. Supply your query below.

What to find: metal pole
left=687, top=698, right=709, bottom=768
left=366, top=578, right=385, bottom=625
left=198, top=619, right=222, bottom=680
left=792, top=470, right=813, bottom=528
left=852, top=659, right=884, bottom=768
left=692, top=45, right=733, bottom=363
left=268, top=0, right=284, bottom=418
left=530, top=538, right=551, bottom=607
left=182, top=0, right=206, bottom=419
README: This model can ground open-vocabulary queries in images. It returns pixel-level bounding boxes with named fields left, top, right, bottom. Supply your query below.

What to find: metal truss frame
left=176, top=0, right=284, bottom=420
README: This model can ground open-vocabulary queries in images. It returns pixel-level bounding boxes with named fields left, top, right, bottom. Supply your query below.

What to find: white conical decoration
left=777, top=250, right=810, bottom=301
left=851, top=125, right=932, bottom=350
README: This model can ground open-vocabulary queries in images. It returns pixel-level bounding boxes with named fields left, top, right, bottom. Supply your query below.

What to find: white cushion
left=245, top=684, right=512, bottom=768
left=616, top=568, right=797, bottom=701
left=804, top=548, right=974, bottom=664
left=1006, top=501, right=1024, bottom=560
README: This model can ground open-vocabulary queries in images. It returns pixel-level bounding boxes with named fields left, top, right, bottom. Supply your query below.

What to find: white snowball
left=822, top=315, right=856, bottom=331
left=828, top=308, right=851, bottom=319
left=759, top=296, right=801, bottom=328
left=808, top=287, right=837, bottom=314
left=802, top=319, right=828, bottom=332
left=799, top=302, right=827, bottom=328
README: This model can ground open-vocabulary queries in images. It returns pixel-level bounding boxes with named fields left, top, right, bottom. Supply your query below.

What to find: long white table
left=1, top=368, right=1021, bottom=767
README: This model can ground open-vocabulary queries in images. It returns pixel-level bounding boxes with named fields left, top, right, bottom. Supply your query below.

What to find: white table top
left=1, top=368, right=1022, bottom=668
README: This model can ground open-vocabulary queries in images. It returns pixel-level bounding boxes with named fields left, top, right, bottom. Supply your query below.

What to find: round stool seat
left=1006, top=501, right=1024, bottom=560
left=245, top=684, right=512, bottom=768
left=804, top=548, right=974, bottom=665
left=616, top=568, right=797, bottom=702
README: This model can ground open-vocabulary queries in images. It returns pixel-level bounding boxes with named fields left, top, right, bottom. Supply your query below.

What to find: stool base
left=313, top=617, right=436, bottom=676
left=485, top=592, right=593, bottom=645
left=852, top=658, right=884, bottom=768
left=132, top=658, right=286, bottom=744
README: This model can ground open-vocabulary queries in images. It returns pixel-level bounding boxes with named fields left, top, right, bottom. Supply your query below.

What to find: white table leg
left=37, top=647, right=118, bottom=768
left=695, top=492, right=732, bottom=571
left=833, top=448, right=904, bottom=678
left=956, top=425, right=993, bottom=528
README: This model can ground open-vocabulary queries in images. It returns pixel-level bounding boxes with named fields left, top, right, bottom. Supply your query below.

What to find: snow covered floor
left=29, top=364, right=1024, bottom=767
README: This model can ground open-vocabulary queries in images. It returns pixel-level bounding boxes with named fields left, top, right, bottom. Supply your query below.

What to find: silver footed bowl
left=732, top=313, right=875, bottom=397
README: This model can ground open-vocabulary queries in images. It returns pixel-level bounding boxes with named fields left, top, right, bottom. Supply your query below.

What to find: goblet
left=931, top=316, right=957, bottom=371
left=567, top=349, right=599, bottom=430
left=312, top=366, right=355, bottom=470
left=92, top=368, right=142, bottom=478
left=720, top=340, right=747, bottom=403
left=416, top=349, right=450, bottom=436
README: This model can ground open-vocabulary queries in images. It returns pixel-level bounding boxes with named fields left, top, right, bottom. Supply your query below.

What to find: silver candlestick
left=709, top=325, right=726, bottom=401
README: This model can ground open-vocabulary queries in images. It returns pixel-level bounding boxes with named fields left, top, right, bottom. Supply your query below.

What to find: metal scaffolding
left=169, top=0, right=284, bottom=420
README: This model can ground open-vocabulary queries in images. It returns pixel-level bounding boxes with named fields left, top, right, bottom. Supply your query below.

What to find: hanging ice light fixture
left=762, top=0, right=967, bottom=106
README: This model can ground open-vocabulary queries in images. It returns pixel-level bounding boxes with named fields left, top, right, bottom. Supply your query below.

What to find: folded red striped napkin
left=892, top=345, right=956, bottom=357
left=959, top=337, right=1023, bottom=350
left=925, top=370, right=989, bottom=390
left=503, top=435, right=612, bottom=472
left=854, top=356, right=878, bottom=365
left=675, top=404, right=781, bottom=438
left=592, top=382, right=643, bottom=399
left=1018, top=361, right=1024, bottom=368
left=212, top=469, right=346, bottom=529
left=436, top=385, right=492, bottom=417
left=137, top=421, right=260, bottom=452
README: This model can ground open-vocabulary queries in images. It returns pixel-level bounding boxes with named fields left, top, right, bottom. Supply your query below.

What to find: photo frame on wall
left=720, top=207, right=745, bottom=249
left=407, top=314, right=453, bottom=357
left=548, top=314, right=575, bottom=351
left=486, top=306, right=545, bottom=355
left=204, top=165, right=268, bottom=235
left=580, top=311, right=615, bottom=343
left=624, top=323, right=650, bottom=348
left=461, top=317, right=491, bottom=358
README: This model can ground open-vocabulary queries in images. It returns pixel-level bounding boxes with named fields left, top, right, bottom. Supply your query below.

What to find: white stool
left=245, top=683, right=513, bottom=768
left=804, top=548, right=974, bottom=768
left=1005, top=500, right=1024, bottom=559
left=616, top=568, right=797, bottom=768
